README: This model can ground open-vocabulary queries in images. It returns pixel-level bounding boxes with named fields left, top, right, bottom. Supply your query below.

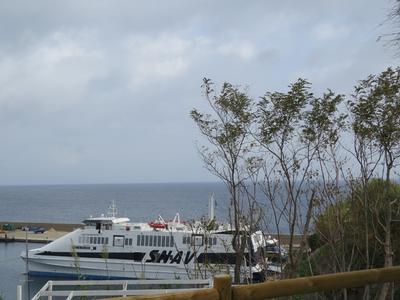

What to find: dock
left=0, top=221, right=82, bottom=243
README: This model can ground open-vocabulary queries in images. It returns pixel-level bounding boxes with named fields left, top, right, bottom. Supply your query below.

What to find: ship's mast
left=209, top=193, right=215, bottom=221
left=108, top=200, right=117, bottom=218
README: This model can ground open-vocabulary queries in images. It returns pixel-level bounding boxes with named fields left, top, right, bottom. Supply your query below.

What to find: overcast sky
left=0, top=0, right=397, bottom=185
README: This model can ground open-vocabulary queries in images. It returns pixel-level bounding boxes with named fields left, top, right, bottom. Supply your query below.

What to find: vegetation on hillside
left=191, top=67, right=400, bottom=299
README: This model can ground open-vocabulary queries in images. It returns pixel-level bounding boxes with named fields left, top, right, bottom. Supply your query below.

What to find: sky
left=0, top=0, right=397, bottom=185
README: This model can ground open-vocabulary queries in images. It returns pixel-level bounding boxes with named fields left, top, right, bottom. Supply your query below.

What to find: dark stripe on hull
left=36, top=251, right=257, bottom=266
left=37, top=251, right=146, bottom=261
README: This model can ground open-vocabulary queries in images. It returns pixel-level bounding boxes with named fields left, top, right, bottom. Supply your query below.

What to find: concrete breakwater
left=0, top=221, right=83, bottom=232
left=0, top=221, right=83, bottom=243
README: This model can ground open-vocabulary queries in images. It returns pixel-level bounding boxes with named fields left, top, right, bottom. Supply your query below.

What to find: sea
left=0, top=182, right=231, bottom=300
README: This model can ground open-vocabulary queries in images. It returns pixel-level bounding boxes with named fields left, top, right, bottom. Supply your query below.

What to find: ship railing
left=25, top=278, right=211, bottom=300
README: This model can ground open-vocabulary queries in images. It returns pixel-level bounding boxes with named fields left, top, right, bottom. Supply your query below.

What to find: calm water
left=0, top=182, right=230, bottom=224
left=0, top=242, right=47, bottom=300
left=0, top=182, right=229, bottom=299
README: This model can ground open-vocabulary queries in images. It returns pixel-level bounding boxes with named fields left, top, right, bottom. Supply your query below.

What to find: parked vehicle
left=22, top=226, right=45, bottom=234
left=2, top=223, right=15, bottom=231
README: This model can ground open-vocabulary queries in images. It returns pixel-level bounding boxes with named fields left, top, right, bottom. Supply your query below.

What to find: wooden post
left=213, top=275, right=231, bottom=300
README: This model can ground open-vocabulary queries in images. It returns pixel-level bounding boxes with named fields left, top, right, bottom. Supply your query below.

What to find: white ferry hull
left=22, top=252, right=234, bottom=280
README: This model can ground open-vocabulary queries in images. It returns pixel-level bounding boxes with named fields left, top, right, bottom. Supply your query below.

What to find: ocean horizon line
left=0, top=180, right=224, bottom=188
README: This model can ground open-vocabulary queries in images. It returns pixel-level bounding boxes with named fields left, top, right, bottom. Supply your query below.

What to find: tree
left=256, top=79, right=345, bottom=278
left=190, top=78, right=256, bottom=283
left=313, top=179, right=400, bottom=299
left=349, top=67, right=400, bottom=300
left=379, top=0, right=400, bottom=52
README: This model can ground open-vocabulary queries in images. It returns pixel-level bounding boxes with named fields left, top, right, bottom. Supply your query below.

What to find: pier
left=0, top=221, right=82, bottom=243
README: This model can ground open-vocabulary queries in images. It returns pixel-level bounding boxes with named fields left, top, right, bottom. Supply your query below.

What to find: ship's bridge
left=82, top=216, right=130, bottom=231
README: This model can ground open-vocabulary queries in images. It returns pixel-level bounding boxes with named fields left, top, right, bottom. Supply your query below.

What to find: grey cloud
left=0, top=0, right=396, bottom=184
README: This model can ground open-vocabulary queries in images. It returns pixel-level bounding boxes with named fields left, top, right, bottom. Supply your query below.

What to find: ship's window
left=205, top=237, right=214, bottom=246
left=213, top=237, right=217, bottom=245
left=97, top=237, right=101, bottom=244
left=90, top=237, right=94, bottom=244
left=145, top=235, right=149, bottom=246
left=191, top=234, right=203, bottom=246
left=162, top=236, right=165, bottom=247
left=105, top=237, right=109, bottom=244
left=166, top=236, right=170, bottom=247
left=129, top=238, right=133, bottom=246
left=170, top=236, right=174, bottom=247
left=125, top=238, right=129, bottom=245
left=137, top=235, right=140, bottom=246
left=141, top=235, right=144, bottom=246
left=157, top=236, right=161, bottom=247
left=150, top=235, right=154, bottom=246
left=113, top=235, right=124, bottom=247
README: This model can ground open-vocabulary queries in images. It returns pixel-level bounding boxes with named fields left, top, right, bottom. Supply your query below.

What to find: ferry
left=21, top=200, right=281, bottom=281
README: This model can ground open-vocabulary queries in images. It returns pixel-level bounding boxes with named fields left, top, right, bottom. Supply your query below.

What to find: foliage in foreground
left=310, top=179, right=400, bottom=298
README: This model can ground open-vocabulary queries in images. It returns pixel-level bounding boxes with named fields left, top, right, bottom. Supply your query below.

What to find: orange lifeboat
left=149, top=215, right=167, bottom=229
left=148, top=221, right=167, bottom=229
